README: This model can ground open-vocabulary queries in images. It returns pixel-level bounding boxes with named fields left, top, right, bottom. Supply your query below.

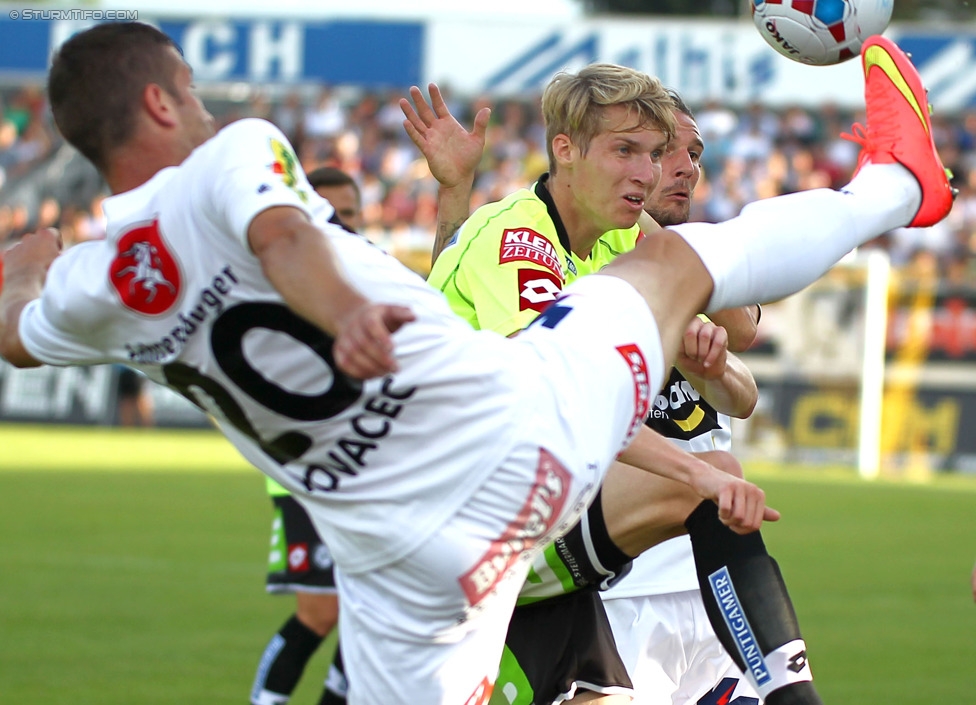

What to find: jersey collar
left=534, top=173, right=573, bottom=257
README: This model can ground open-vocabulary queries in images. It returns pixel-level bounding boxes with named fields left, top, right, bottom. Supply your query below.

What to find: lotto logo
left=518, top=268, right=562, bottom=313
left=287, top=543, right=309, bottom=571
left=788, top=649, right=808, bottom=673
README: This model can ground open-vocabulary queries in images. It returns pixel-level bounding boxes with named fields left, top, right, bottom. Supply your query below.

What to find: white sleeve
left=205, top=119, right=333, bottom=250
left=19, top=245, right=112, bottom=365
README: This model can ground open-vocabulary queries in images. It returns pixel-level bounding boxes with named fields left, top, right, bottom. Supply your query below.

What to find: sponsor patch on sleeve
left=518, top=268, right=562, bottom=313
left=109, top=219, right=181, bottom=315
left=269, top=138, right=310, bottom=203
left=499, top=228, right=564, bottom=279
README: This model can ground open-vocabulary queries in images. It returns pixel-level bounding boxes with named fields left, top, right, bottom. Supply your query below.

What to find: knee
left=295, top=593, right=340, bottom=637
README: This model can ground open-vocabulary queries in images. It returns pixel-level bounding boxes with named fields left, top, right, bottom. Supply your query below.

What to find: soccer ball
left=752, top=0, right=894, bottom=66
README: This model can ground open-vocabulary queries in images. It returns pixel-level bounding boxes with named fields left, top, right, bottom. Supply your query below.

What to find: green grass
left=747, top=466, right=976, bottom=703
left=0, top=425, right=974, bottom=704
left=0, top=426, right=336, bottom=705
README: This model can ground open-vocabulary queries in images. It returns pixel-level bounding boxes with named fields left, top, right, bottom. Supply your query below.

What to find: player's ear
left=142, top=83, right=178, bottom=128
left=551, top=133, right=577, bottom=168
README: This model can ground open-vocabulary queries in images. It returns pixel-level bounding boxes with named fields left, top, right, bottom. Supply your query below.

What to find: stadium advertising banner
left=0, top=15, right=424, bottom=87
left=749, top=378, right=976, bottom=473
left=0, top=360, right=208, bottom=427
left=426, top=20, right=976, bottom=110
left=0, top=15, right=974, bottom=109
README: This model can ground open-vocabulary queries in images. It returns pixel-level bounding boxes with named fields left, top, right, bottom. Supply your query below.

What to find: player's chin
left=663, top=203, right=691, bottom=225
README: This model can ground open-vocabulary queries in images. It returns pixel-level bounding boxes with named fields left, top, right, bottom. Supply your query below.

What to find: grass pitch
left=0, top=425, right=974, bottom=704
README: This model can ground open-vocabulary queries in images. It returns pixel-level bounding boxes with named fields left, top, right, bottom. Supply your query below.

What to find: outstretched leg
left=602, top=36, right=953, bottom=379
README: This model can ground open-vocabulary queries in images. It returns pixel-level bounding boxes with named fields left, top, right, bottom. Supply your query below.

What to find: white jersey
left=18, top=118, right=533, bottom=574
left=603, top=378, right=732, bottom=599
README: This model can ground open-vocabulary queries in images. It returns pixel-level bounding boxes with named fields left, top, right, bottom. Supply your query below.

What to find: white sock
left=751, top=639, right=814, bottom=700
left=671, top=163, right=920, bottom=313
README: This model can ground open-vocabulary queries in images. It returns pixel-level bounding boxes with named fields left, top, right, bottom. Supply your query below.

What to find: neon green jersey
left=266, top=477, right=290, bottom=497
left=427, top=176, right=641, bottom=337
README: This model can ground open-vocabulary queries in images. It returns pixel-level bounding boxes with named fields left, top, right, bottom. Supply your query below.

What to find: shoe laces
left=840, top=122, right=867, bottom=147
left=840, top=122, right=876, bottom=169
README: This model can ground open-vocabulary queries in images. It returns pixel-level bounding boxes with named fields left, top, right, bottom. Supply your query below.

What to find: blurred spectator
left=2, top=82, right=976, bottom=281
left=115, top=367, right=155, bottom=428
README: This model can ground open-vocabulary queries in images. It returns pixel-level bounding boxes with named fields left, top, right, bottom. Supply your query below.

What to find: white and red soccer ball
left=752, top=0, right=894, bottom=66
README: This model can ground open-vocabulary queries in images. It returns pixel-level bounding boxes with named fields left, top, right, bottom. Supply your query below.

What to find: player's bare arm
left=617, top=425, right=778, bottom=534
left=708, top=304, right=760, bottom=352
left=400, top=82, right=490, bottom=264
left=676, top=317, right=758, bottom=419
left=248, top=206, right=415, bottom=379
left=0, top=229, right=59, bottom=368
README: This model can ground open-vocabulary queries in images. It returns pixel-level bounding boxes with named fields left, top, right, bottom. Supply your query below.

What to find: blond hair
left=541, top=63, right=676, bottom=173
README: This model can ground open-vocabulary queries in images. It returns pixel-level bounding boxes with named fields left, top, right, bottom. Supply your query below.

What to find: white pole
left=858, top=249, right=891, bottom=479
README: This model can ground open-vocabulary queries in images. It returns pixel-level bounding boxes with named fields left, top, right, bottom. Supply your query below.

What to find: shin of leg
left=252, top=614, right=327, bottom=704
left=600, top=461, right=697, bottom=557
left=685, top=502, right=821, bottom=704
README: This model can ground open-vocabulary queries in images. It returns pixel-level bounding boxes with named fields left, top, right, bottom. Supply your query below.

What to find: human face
left=316, top=183, right=363, bottom=232
left=645, top=110, right=702, bottom=227
left=166, top=48, right=216, bottom=153
left=556, top=104, right=667, bottom=241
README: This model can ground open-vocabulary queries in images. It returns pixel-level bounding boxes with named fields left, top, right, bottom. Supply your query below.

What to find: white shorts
left=336, top=441, right=596, bottom=705
left=338, top=275, right=667, bottom=705
left=603, top=590, right=763, bottom=705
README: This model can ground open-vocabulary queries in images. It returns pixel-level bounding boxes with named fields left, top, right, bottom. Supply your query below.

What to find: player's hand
left=689, top=451, right=780, bottom=534
left=332, top=303, right=416, bottom=380
left=2, top=228, right=62, bottom=287
left=676, top=318, right=728, bottom=380
left=400, top=83, right=490, bottom=189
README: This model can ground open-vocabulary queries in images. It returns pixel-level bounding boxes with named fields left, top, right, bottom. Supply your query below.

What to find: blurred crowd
left=4, top=82, right=976, bottom=280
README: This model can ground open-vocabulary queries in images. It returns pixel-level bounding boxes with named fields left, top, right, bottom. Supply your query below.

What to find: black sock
left=318, top=642, right=348, bottom=705
left=538, top=488, right=634, bottom=592
left=251, top=615, right=324, bottom=705
left=686, top=501, right=822, bottom=705
left=587, top=489, right=635, bottom=572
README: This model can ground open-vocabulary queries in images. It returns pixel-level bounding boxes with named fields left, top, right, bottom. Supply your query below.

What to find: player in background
left=0, top=23, right=954, bottom=704
left=407, top=45, right=952, bottom=701
left=598, top=92, right=763, bottom=705
left=410, top=79, right=771, bottom=704
left=250, top=166, right=362, bottom=705
left=306, top=168, right=364, bottom=233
